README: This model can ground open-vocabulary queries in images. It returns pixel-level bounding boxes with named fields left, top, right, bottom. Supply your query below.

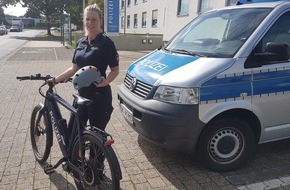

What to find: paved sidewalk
left=1, top=37, right=290, bottom=190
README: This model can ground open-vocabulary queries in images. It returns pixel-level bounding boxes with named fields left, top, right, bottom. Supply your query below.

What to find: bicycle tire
left=30, top=104, right=52, bottom=163
left=71, top=131, right=121, bottom=190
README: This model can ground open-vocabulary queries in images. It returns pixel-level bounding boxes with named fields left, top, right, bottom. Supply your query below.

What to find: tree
left=0, top=0, right=20, bottom=25
left=0, top=7, right=10, bottom=26
left=0, top=0, right=20, bottom=7
left=64, top=0, right=83, bottom=30
left=64, top=0, right=104, bottom=31
left=22, top=0, right=69, bottom=35
left=24, top=8, right=40, bottom=18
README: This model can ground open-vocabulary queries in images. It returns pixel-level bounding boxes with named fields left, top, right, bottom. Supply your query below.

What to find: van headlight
left=153, top=86, right=199, bottom=105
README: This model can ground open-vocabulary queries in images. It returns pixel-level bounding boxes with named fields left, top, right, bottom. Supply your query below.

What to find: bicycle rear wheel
left=30, top=104, right=52, bottom=163
left=71, top=131, right=122, bottom=190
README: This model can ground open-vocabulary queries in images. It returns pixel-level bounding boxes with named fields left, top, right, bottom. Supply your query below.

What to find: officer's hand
left=95, top=77, right=108, bottom=87
left=46, top=77, right=58, bottom=86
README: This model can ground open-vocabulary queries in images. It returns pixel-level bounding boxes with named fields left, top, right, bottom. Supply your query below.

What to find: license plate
left=120, top=103, right=133, bottom=125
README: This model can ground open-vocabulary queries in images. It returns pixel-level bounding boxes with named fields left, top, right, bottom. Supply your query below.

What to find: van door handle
left=240, top=92, right=248, bottom=97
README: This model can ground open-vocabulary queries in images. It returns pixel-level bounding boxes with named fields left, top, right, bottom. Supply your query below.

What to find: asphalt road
left=0, top=29, right=44, bottom=60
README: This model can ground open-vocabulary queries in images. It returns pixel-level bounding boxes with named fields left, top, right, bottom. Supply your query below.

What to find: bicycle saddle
left=73, top=93, right=93, bottom=105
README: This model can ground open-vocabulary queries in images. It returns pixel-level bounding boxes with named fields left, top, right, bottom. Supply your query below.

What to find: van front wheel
left=197, top=117, right=255, bottom=172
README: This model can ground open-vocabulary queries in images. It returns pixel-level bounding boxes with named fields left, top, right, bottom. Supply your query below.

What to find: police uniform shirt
left=72, top=32, right=119, bottom=78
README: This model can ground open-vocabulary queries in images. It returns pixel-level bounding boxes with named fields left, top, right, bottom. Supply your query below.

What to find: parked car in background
left=50, top=27, right=58, bottom=31
left=11, top=20, right=23, bottom=31
left=4, top=26, right=8, bottom=34
left=10, top=25, right=20, bottom=32
left=0, top=28, right=4, bottom=35
left=50, top=27, right=61, bottom=32
left=0, top=26, right=8, bottom=35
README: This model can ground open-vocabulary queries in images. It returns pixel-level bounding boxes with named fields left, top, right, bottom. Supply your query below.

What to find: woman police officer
left=48, top=3, right=119, bottom=131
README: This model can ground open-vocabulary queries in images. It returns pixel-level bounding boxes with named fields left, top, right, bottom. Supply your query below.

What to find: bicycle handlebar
left=16, top=74, right=72, bottom=82
left=16, top=74, right=52, bottom=81
left=17, top=74, right=72, bottom=99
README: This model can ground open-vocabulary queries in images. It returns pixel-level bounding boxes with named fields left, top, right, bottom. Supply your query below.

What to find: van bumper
left=118, top=84, right=205, bottom=153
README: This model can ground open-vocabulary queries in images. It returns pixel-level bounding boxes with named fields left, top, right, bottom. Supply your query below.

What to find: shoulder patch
left=116, top=54, right=119, bottom=64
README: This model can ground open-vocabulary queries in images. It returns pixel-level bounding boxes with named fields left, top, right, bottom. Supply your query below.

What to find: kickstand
left=44, top=157, right=66, bottom=174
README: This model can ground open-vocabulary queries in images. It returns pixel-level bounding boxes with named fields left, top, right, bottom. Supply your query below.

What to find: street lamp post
left=124, top=0, right=126, bottom=34
left=83, top=0, right=85, bottom=31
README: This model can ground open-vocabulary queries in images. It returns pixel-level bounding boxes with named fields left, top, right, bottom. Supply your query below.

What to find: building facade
left=119, top=0, right=238, bottom=42
left=6, top=16, right=41, bottom=28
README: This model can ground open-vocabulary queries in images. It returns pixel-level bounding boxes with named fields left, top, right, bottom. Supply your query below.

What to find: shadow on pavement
left=136, top=135, right=211, bottom=189
left=38, top=162, right=76, bottom=189
left=9, top=34, right=61, bottom=42
left=50, top=171, right=76, bottom=190
left=137, top=134, right=290, bottom=188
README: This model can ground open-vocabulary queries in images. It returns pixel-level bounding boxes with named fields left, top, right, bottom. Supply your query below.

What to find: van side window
left=246, top=12, right=290, bottom=68
left=256, top=12, right=290, bottom=56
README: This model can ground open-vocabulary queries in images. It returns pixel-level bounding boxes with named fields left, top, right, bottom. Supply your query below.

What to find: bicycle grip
left=16, top=76, right=31, bottom=80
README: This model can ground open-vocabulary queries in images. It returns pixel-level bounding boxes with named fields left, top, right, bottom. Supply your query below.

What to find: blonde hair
left=84, top=3, right=103, bottom=35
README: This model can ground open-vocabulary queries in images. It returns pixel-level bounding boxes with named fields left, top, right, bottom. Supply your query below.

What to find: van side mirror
left=245, top=42, right=289, bottom=68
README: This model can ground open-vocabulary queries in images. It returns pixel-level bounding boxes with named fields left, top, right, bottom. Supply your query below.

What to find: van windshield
left=165, top=8, right=271, bottom=58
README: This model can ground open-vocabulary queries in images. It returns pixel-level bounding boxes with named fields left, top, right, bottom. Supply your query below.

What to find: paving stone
left=246, top=182, right=267, bottom=190
left=264, top=179, right=284, bottom=189
left=147, top=176, right=166, bottom=188
left=280, top=176, right=290, bottom=185
left=130, top=173, right=148, bottom=184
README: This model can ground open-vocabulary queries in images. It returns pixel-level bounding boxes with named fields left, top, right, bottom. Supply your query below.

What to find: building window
left=227, top=0, right=237, bottom=5
left=121, top=0, right=125, bottom=9
left=134, top=14, right=138, bottom=28
left=128, top=0, right=131, bottom=6
left=227, top=0, right=251, bottom=6
left=127, top=15, right=130, bottom=28
left=142, top=12, right=147, bottom=28
left=152, top=10, right=158, bottom=28
left=135, top=0, right=138, bottom=5
left=198, top=0, right=219, bottom=13
left=143, top=0, right=147, bottom=2
left=177, top=0, right=189, bottom=16
left=121, top=16, right=124, bottom=29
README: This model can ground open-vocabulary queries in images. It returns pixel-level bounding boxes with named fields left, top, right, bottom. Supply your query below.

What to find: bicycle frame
left=17, top=74, right=122, bottom=189
left=41, top=84, right=89, bottom=177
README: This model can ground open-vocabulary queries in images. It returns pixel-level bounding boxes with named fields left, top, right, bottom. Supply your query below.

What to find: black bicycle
left=16, top=74, right=122, bottom=190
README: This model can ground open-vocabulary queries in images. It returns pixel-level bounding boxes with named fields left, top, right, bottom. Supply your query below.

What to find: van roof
left=202, top=0, right=290, bottom=15
left=217, top=1, right=290, bottom=10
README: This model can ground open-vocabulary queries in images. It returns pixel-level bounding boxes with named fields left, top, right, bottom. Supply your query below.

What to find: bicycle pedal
left=62, top=162, right=70, bottom=172
left=44, top=164, right=55, bottom=174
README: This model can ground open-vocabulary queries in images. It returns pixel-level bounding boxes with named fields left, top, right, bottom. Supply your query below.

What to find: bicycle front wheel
left=71, top=131, right=122, bottom=190
left=30, top=104, right=52, bottom=163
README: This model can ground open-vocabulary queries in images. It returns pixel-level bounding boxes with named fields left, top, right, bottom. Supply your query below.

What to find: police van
left=118, top=1, right=290, bottom=171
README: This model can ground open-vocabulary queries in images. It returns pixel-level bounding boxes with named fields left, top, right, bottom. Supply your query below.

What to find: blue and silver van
left=118, top=1, right=290, bottom=171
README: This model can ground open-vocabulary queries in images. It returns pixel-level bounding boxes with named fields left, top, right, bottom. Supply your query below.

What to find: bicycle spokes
left=72, top=138, right=116, bottom=189
left=34, top=118, right=46, bottom=142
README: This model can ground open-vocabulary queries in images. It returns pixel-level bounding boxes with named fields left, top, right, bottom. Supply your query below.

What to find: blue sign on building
left=107, top=0, right=119, bottom=33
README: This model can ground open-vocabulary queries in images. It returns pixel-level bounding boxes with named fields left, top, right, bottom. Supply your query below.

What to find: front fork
left=35, top=104, right=53, bottom=148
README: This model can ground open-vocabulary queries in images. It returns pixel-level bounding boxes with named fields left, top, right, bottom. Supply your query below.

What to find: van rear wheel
left=197, top=117, right=255, bottom=172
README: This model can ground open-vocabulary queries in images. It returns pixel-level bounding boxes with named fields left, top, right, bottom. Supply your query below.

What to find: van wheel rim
left=209, top=128, right=243, bottom=163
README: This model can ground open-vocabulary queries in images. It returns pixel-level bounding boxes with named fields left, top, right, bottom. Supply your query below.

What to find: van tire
left=197, top=117, right=255, bottom=172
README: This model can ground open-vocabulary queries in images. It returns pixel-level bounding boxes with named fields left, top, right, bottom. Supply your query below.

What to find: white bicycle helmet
left=72, top=65, right=102, bottom=90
